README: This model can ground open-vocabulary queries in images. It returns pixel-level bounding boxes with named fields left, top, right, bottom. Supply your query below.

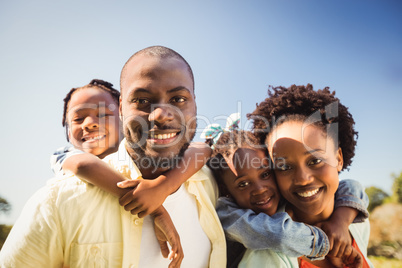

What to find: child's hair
left=62, top=79, right=120, bottom=141
left=207, top=130, right=263, bottom=196
left=248, top=84, right=358, bottom=170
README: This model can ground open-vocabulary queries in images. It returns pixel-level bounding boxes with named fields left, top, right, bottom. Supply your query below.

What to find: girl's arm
left=118, top=142, right=212, bottom=217
left=62, top=152, right=134, bottom=197
left=216, top=197, right=330, bottom=259
left=316, top=179, right=369, bottom=259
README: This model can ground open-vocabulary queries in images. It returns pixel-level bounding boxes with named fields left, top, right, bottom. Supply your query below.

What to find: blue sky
left=1, top=0, right=401, bottom=224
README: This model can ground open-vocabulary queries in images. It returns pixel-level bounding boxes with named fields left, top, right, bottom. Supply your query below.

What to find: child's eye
left=72, top=117, right=84, bottom=123
left=238, top=181, right=250, bottom=188
left=261, top=170, right=272, bottom=179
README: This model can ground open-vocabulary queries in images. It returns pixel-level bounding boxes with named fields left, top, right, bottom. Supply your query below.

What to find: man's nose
left=148, top=105, right=174, bottom=125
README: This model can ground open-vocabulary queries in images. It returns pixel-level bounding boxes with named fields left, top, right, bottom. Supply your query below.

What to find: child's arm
left=151, top=206, right=184, bottom=267
left=216, top=197, right=330, bottom=260
left=118, top=142, right=212, bottom=217
left=316, top=179, right=369, bottom=259
left=62, top=152, right=135, bottom=197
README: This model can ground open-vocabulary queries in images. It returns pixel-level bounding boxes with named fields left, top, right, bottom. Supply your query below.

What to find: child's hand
left=327, top=247, right=363, bottom=268
left=152, top=206, right=183, bottom=268
left=117, top=177, right=170, bottom=218
left=316, top=218, right=352, bottom=258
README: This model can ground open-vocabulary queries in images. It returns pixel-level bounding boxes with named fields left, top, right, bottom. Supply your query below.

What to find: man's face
left=120, top=54, right=197, bottom=168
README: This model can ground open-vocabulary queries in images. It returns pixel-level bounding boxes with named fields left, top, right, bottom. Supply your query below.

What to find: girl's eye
left=238, top=181, right=250, bottom=188
left=261, top=170, right=272, bottom=179
left=72, top=117, right=84, bottom=123
left=171, top=97, right=186, bottom=103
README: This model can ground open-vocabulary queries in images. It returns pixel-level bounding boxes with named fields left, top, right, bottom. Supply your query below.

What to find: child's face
left=222, top=148, right=280, bottom=216
left=66, top=87, right=121, bottom=159
left=267, top=121, right=343, bottom=224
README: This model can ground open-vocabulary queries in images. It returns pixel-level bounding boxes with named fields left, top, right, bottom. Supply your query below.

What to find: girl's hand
left=316, top=219, right=352, bottom=258
left=117, top=178, right=170, bottom=218
left=152, top=206, right=183, bottom=268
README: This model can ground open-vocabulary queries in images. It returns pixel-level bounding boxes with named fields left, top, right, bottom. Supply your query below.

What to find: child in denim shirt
left=206, top=129, right=369, bottom=267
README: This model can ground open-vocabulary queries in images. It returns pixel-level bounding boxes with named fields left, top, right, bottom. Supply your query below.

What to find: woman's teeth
left=150, top=132, right=177, bottom=140
left=297, top=188, right=319, bottom=198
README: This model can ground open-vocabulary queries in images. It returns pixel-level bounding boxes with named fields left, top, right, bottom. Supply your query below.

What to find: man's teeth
left=297, top=188, right=319, bottom=198
left=150, top=132, right=177, bottom=140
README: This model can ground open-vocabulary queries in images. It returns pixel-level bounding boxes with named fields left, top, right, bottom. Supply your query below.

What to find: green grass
left=368, top=256, right=402, bottom=267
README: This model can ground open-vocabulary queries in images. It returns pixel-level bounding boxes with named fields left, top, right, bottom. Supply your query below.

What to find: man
left=0, top=46, right=226, bottom=267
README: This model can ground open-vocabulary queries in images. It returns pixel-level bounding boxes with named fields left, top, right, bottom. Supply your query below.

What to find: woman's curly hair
left=247, top=84, right=358, bottom=171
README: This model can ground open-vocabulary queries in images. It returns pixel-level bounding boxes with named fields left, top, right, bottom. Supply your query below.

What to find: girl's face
left=267, top=121, right=343, bottom=224
left=222, top=148, right=280, bottom=216
left=66, top=87, right=121, bottom=159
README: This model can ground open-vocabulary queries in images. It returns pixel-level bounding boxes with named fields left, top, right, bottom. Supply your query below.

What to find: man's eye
left=133, top=98, right=150, bottom=104
left=171, top=97, right=186, bottom=103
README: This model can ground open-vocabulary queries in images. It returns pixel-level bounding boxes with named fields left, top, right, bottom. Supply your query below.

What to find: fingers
left=117, top=180, right=140, bottom=189
left=158, top=240, right=170, bottom=258
left=343, top=247, right=363, bottom=268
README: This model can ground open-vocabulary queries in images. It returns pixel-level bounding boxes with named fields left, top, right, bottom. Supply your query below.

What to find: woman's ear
left=336, top=148, right=344, bottom=172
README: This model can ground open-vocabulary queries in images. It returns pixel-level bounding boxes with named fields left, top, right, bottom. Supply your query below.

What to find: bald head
left=120, top=46, right=194, bottom=94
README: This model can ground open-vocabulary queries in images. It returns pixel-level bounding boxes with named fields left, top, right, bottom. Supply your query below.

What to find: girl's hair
left=62, top=79, right=120, bottom=141
left=248, top=84, right=358, bottom=170
left=206, top=130, right=263, bottom=196
left=62, top=79, right=120, bottom=127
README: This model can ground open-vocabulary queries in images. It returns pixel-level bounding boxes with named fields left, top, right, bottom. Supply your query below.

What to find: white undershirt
left=139, top=185, right=211, bottom=267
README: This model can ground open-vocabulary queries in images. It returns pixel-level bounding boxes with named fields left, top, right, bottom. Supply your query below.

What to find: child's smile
left=222, top=147, right=280, bottom=216
left=66, top=87, right=121, bottom=159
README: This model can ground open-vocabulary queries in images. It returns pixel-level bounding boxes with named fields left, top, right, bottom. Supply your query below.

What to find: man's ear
left=336, top=148, right=344, bottom=172
left=119, top=96, right=123, bottom=121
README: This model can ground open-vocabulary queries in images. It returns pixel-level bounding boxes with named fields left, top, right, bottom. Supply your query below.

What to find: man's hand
left=152, top=206, right=183, bottom=268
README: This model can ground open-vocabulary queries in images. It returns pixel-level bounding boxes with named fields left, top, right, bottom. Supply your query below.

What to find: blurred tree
left=0, top=196, right=12, bottom=250
left=0, top=197, right=11, bottom=214
left=365, top=186, right=389, bottom=212
left=391, top=171, right=402, bottom=203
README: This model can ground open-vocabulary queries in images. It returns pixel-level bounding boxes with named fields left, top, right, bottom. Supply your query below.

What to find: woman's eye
left=277, top=164, right=291, bottom=171
left=238, top=181, right=250, bottom=188
left=309, top=158, right=323, bottom=166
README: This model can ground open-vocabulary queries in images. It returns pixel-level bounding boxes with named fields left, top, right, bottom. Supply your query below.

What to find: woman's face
left=267, top=120, right=343, bottom=224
